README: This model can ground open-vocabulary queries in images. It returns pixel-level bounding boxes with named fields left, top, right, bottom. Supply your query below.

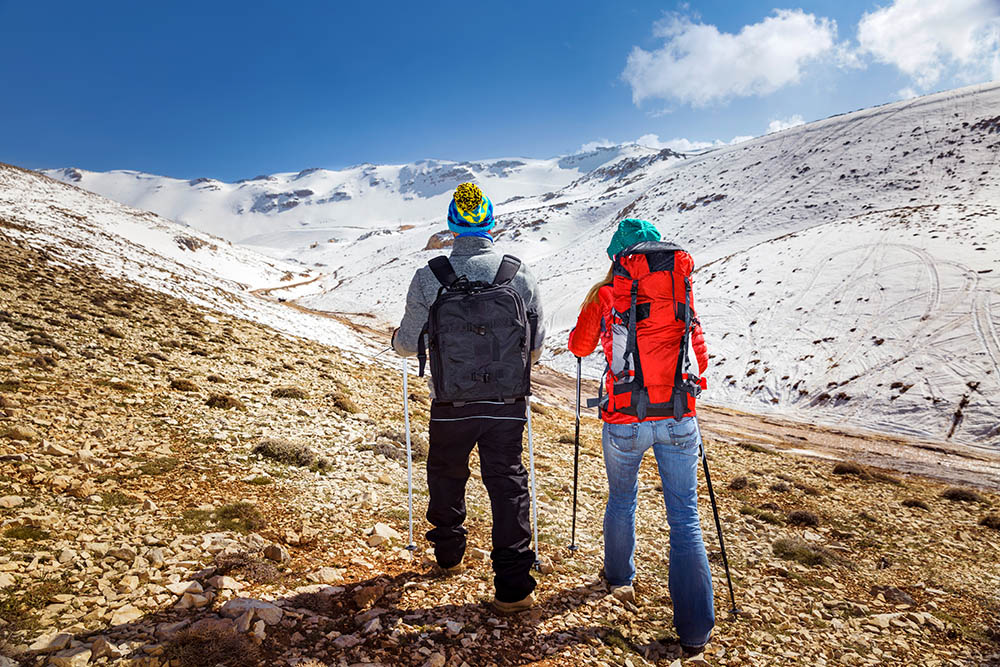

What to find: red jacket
left=568, top=284, right=708, bottom=424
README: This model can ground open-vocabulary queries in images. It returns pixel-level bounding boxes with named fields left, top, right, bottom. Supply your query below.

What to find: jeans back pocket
left=606, top=423, right=639, bottom=451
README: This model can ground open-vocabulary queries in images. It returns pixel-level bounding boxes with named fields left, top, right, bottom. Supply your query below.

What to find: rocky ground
left=0, top=231, right=999, bottom=666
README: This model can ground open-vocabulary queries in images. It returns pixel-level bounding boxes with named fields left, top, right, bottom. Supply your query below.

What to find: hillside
left=0, top=164, right=368, bottom=358
left=2, top=194, right=1000, bottom=665
left=45, top=83, right=1000, bottom=451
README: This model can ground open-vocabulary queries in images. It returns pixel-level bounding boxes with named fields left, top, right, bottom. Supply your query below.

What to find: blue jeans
left=602, top=416, right=715, bottom=646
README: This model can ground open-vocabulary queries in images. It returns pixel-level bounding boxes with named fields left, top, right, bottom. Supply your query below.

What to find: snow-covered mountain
left=37, top=82, right=1000, bottom=450
left=44, top=145, right=666, bottom=249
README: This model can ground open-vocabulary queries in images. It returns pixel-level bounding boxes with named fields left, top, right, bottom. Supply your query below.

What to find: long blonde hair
left=581, top=265, right=614, bottom=310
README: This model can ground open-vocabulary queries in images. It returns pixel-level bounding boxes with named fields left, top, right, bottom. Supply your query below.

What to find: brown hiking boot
left=491, top=592, right=535, bottom=614
left=436, top=560, right=466, bottom=576
left=610, top=584, right=636, bottom=605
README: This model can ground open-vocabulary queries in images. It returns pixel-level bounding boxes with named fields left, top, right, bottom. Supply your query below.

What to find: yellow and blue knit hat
left=448, top=183, right=495, bottom=237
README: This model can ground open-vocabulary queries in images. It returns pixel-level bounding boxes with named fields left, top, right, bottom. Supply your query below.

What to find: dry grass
left=170, top=378, right=199, bottom=392
left=728, top=476, right=749, bottom=490
left=794, top=481, right=822, bottom=496
left=832, top=461, right=869, bottom=479
left=139, top=457, right=179, bottom=476
left=214, top=550, right=279, bottom=584
left=252, top=437, right=330, bottom=469
left=176, top=502, right=266, bottom=534
left=869, top=470, right=904, bottom=485
left=530, top=402, right=550, bottom=415
left=272, top=385, right=308, bottom=399
left=327, top=389, right=358, bottom=413
left=377, top=428, right=428, bottom=461
left=787, top=509, right=820, bottom=527
left=740, top=505, right=784, bottom=525
left=738, top=441, right=772, bottom=454
left=97, top=325, right=124, bottom=339
left=940, top=487, right=985, bottom=503
left=206, top=393, right=244, bottom=410
left=773, top=537, right=830, bottom=567
left=3, top=525, right=50, bottom=541
left=0, top=577, right=71, bottom=636
left=163, top=624, right=261, bottom=667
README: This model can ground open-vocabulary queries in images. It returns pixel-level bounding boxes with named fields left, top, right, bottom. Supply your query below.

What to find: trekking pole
left=700, top=442, right=739, bottom=617
left=569, top=356, right=582, bottom=552
left=526, top=396, right=540, bottom=570
left=402, top=357, right=416, bottom=551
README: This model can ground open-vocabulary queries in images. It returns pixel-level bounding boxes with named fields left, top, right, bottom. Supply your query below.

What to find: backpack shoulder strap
left=428, top=256, right=459, bottom=287
left=493, top=255, right=521, bottom=285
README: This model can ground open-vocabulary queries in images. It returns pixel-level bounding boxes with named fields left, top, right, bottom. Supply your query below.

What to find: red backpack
left=596, top=241, right=704, bottom=420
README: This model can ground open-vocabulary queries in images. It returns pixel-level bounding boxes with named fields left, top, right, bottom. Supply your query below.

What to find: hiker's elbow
left=391, top=328, right=417, bottom=357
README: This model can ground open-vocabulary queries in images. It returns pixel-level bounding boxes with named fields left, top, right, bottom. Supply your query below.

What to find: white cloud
left=579, top=139, right=615, bottom=152
left=582, top=117, right=817, bottom=157
left=898, top=87, right=919, bottom=100
left=857, top=0, right=1000, bottom=89
left=623, top=9, right=838, bottom=107
left=767, top=115, right=805, bottom=133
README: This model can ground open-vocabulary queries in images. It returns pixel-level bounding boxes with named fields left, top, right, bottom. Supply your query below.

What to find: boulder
left=28, top=632, right=72, bottom=654
left=165, top=581, right=203, bottom=596
left=263, top=543, right=290, bottom=564
left=0, top=495, right=24, bottom=508
left=220, top=598, right=282, bottom=626
left=110, top=604, right=144, bottom=626
left=48, top=647, right=92, bottom=667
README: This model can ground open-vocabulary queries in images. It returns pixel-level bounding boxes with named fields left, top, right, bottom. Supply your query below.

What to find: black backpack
left=417, top=255, right=534, bottom=405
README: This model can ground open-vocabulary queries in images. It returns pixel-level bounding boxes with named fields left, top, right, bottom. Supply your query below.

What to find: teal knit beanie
left=607, top=218, right=661, bottom=259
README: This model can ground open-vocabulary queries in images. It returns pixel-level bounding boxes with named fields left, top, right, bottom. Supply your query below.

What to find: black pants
left=426, top=400, right=537, bottom=603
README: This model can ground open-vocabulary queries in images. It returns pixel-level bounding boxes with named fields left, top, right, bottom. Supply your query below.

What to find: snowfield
left=36, top=82, right=1000, bottom=450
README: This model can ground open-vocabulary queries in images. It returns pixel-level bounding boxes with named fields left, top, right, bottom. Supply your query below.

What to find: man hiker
left=392, top=182, right=546, bottom=613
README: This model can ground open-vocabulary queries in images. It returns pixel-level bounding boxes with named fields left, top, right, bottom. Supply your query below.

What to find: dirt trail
left=254, top=288, right=1000, bottom=491
left=530, top=362, right=1000, bottom=491
left=250, top=273, right=325, bottom=297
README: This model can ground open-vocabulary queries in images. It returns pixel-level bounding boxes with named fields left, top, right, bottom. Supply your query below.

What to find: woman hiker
left=567, top=218, right=715, bottom=654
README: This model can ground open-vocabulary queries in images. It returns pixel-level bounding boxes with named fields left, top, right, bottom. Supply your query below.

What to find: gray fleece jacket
left=392, top=236, right=546, bottom=361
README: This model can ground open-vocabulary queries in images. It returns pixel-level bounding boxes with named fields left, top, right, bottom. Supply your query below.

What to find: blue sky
left=1, top=0, right=997, bottom=181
